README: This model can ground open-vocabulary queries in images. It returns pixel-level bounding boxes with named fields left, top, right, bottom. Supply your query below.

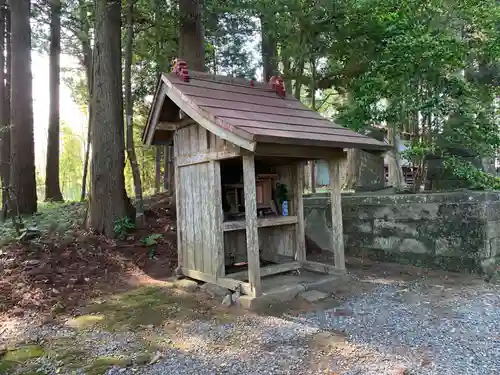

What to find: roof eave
left=253, top=134, right=391, bottom=153
left=142, top=75, right=165, bottom=145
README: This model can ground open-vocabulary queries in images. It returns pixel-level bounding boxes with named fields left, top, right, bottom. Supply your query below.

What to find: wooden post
left=174, top=135, right=183, bottom=276
left=242, top=155, right=262, bottom=297
left=328, top=157, right=345, bottom=270
left=311, top=160, right=316, bottom=193
left=163, top=144, right=170, bottom=192
left=210, top=160, right=224, bottom=278
left=295, top=161, right=306, bottom=262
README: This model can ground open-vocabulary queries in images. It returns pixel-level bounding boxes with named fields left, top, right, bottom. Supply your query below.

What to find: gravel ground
left=3, top=276, right=500, bottom=375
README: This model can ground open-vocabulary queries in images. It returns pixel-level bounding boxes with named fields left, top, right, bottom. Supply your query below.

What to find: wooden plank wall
left=175, top=123, right=224, bottom=277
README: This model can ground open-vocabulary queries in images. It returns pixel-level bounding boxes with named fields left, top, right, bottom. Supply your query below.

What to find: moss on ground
left=0, top=345, right=45, bottom=373
left=83, top=356, right=133, bottom=375
left=78, top=286, right=238, bottom=332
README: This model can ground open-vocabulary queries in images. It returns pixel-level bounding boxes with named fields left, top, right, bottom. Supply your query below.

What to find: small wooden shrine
left=142, top=63, right=389, bottom=306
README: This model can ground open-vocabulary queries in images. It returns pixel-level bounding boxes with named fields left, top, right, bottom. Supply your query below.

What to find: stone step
left=299, top=289, right=330, bottom=303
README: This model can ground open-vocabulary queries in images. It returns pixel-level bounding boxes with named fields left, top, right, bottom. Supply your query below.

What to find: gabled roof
left=142, top=71, right=390, bottom=152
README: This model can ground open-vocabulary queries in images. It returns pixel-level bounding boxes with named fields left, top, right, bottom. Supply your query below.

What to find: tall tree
left=124, top=0, right=143, bottom=219
left=10, top=0, right=37, bottom=214
left=260, top=13, right=276, bottom=82
left=88, top=0, right=132, bottom=235
left=179, top=0, right=204, bottom=70
left=0, top=0, right=9, bottom=205
left=45, top=0, right=63, bottom=201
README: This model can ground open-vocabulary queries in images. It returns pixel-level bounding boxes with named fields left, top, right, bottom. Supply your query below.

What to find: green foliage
left=0, top=202, right=85, bottom=246
left=141, top=233, right=162, bottom=246
left=113, top=216, right=135, bottom=240
left=328, top=0, right=500, bottom=189
left=60, top=126, right=84, bottom=201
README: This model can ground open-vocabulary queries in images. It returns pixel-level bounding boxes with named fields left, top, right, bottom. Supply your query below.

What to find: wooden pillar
left=294, top=161, right=306, bottom=262
left=163, top=144, right=170, bottom=192
left=242, top=155, right=262, bottom=297
left=210, top=160, right=224, bottom=278
left=173, top=134, right=183, bottom=276
left=328, top=157, right=345, bottom=270
left=310, top=160, right=316, bottom=193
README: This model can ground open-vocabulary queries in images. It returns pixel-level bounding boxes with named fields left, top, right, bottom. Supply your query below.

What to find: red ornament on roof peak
left=269, top=76, right=286, bottom=98
left=172, top=58, right=190, bottom=82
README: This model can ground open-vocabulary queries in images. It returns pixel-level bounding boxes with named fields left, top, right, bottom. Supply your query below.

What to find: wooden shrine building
left=142, top=68, right=389, bottom=306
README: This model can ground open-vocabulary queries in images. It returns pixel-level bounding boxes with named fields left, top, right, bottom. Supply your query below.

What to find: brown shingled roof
left=142, top=71, right=389, bottom=152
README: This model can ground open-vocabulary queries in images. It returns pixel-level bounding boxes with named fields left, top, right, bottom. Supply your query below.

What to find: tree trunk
left=80, top=41, right=92, bottom=201
left=45, top=0, right=63, bottom=201
left=387, top=124, right=405, bottom=189
left=282, top=55, right=293, bottom=95
left=294, top=58, right=304, bottom=100
left=124, top=0, right=143, bottom=220
left=79, top=0, right=92, bottom=202
left=260, top=13, right=276, bottom=82
left=10, top=0, right=37, bottom=214
left=154, top=146, right=161, bottom=194
left=344, top=149, right=361, bottom=190
left=88, top=0, right=132, bottom=236
left=179, top=0, right=204, bottom=71
left=310, top=58, right=316, bottom=110
left=0, top=0, right=9, bottom=204
left=163, top=144, right=170, bottom=191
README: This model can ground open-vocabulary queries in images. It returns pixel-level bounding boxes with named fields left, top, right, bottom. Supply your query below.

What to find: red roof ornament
left=172, top=58, right=190, bottom=82
left=269, top=76, right=286, bottom=98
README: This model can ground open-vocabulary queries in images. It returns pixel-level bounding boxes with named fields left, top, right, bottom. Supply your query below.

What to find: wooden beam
left=227, top=261, right=301, bottom=281
left=176, top=149, right=240, bottom=167
left=145, top=84, right=168, bottom=145
left=157, top=118, right=197, bottom=131
left=222, top=215, right=298, bottom=232
left=294, top=162, right=306, bottom=262
left=328, top=157, right=345, bottom=270
left=253, top=143, right=345, bottom=160
left=161, top=75, right=256, bottom=151
left=180, top=268, right=252, bottom=295
left=301, top=261, right=347, bottom=276
left=242, top=155, right=262, bottom=297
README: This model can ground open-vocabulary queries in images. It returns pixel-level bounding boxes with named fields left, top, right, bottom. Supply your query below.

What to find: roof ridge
left=166, top=70, right=272, bottom=91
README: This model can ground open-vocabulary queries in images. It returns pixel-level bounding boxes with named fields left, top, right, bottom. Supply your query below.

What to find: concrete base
left=239, top=270, right=349, bottom=310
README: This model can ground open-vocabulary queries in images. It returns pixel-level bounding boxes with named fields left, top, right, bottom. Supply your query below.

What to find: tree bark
left=124, top=0, right=144, bottom=220
left=294, top=58, right=304, bottom=100
left=154, top=146, right=161, bottom=194
left=10, top=0, right=37, bottom=214
left=88, top=0, right=132, bottom=236
left=387, top=124, right=405, bottom=189
left=260, top=13, right=276, bottom=82
left=163, top=144, right=169, bottom=191
left=45, top=0, right=63, bottom=202
left=78, top=1, right=93, bottom=202
left=179, top=0, right=204, bottom=71
left=0, top=0, right=9, bottom=205
left=80, top=39, right=92, bottom=201
left=344, top=149, right=361, bottom=190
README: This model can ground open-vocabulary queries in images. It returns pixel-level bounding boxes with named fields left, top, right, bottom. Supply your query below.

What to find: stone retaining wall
left=304, top=191, right=500, bottom=271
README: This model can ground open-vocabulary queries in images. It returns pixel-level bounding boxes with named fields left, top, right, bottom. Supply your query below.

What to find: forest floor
left=1, top=195, right=500, bottom=375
